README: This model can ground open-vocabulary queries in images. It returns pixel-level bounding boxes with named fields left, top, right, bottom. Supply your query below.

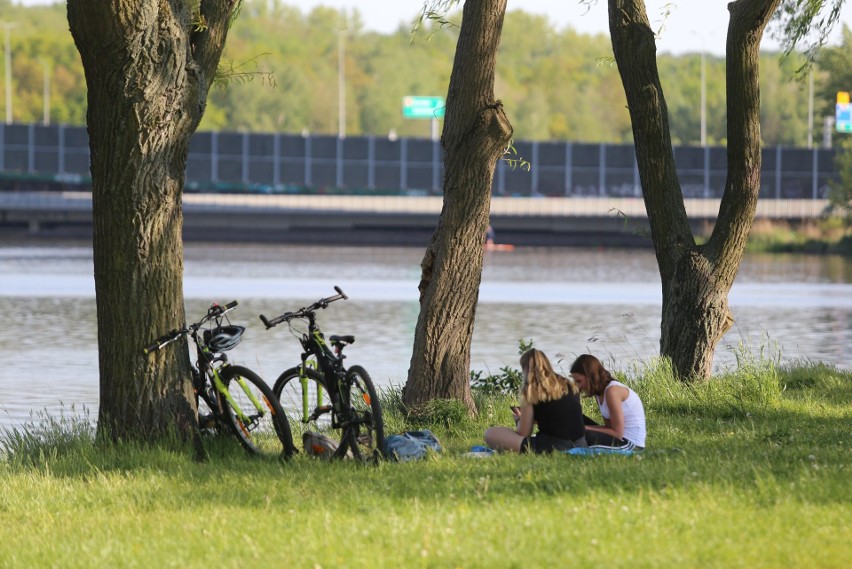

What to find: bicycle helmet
left=203, top=325, right=245, bottom=352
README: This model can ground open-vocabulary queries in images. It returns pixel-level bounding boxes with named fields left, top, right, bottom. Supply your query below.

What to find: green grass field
left=1, top=358, right=849, bottom=568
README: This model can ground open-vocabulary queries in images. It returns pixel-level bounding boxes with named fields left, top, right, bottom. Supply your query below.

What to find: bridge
left=0, top=122, right=837, bottom=246
left=0, top=190, right=830, bottom=247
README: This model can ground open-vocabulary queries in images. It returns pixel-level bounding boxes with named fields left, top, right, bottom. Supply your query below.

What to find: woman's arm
left=585, top=385, right=627, bottom=440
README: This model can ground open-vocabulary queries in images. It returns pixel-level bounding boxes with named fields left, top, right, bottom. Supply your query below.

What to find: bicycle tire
left=336, top=365, right=385, bottom=461
left=273, top=366, right=343, bottom=458
left=217, top=365, right=296, bottom=459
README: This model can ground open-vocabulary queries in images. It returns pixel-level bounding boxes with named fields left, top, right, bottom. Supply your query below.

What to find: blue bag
left=384, top=429, right=442, bottom=462
left=564, top=446, right=635, bottom=456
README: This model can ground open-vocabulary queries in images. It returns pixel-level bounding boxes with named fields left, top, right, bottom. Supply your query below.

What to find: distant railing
left=0, top=123, right=839, bottom=200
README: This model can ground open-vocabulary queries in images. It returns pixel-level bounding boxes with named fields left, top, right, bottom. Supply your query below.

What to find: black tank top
left=533, top=392, right=585, bottom=442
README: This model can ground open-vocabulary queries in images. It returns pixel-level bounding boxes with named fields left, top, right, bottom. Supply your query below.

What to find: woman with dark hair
left=484, top=349, right=586, bottom=453
left=570, top=354, right=646, bottom=450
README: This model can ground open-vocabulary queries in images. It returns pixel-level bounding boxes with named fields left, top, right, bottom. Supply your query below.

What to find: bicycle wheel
left=217, top=365, right=296, bottom=459
left=273, top=366, right=342, bottom=458
left=336, top=365, right=385, bottom=461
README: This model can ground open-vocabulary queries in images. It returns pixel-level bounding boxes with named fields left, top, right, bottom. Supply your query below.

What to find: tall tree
left=403, top=0, right=512, bottom=411
left=607, top=0, right=840, bottom=379
left=67, top=1, right=238, bottom=442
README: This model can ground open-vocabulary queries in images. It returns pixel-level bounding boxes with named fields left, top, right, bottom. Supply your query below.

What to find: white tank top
left=597, top=380, right=646, bottom=447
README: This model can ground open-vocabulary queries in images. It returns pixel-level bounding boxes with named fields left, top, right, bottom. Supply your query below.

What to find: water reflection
left=0, top=243, right=849, bottom=429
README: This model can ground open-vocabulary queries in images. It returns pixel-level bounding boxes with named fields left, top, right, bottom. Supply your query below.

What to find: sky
left=15, top=0, right=852, bottom=56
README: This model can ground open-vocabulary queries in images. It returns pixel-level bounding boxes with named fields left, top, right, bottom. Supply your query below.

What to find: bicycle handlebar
left=260, top=286, right=348, bottom=329
left=143, top=329, right=187, bottom=355
left=142, top=300, right=239, bottom=354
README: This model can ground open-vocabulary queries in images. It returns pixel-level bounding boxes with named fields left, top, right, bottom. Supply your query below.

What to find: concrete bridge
left=0, top=190, right=830, bottom=247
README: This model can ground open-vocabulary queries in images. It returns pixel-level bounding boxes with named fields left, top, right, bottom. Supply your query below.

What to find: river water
left=1, top=242, right=849, bottom=429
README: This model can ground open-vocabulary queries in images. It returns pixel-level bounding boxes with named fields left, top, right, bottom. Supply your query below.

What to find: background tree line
left=2, top=0, right=849, bottom=147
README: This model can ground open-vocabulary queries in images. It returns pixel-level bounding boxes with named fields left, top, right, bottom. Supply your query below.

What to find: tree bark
left=403, top=0, right=512, bottom=411
left=608, top=0, right=780, bottom=379
left=67, top=1, right=235, bottom=441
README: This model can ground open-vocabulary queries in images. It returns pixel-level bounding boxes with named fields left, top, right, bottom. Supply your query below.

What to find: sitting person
left=570, top=354, right=646, bottom=450
left=484, top=348, right=587, bottom=453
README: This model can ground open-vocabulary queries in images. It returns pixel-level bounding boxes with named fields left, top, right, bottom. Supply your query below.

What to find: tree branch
left=707, top=0, right=782, bottom=274
left=608, top=0, right=693, bottom=280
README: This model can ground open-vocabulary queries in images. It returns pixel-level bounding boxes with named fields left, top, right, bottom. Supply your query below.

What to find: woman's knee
left=484, top=426, right=522, bottom=451
left=483, top=426, right=503, bottom=446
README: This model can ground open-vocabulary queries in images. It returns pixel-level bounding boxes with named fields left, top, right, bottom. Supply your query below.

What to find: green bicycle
left=144, top=301, right=296, bottom=459
left=260, top=286, right=386, bottom=461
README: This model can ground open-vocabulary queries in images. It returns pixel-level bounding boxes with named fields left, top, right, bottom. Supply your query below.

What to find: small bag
left=303, top=431, right=339, bottom=460
left=384, top=429, right=442, bottom=462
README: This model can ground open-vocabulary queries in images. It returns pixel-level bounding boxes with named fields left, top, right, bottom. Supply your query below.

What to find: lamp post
left=338, top=29, right=346, bottom=139
left=807, top=67, right=814, bottom=148
left=2, top=22, right=18, bottom=125
left=41, top=58, right=50, bottom=126
left=700, top=50, right=706, bottom=147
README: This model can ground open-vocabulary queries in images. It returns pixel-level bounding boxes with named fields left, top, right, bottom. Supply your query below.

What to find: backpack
left=384, top=429, right=443, bottom=462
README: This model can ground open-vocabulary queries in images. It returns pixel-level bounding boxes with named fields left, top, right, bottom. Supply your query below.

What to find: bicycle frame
left=193, top=335, right=265, bottom=426
left=297, top=314, right=349, bottom=427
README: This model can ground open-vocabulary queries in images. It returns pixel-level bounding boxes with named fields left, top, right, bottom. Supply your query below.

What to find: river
left=1, top=242, right=849, bottom=429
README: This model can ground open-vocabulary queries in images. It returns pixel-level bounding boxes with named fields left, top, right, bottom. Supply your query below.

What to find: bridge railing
left=0, top=123, right=839, bottom=200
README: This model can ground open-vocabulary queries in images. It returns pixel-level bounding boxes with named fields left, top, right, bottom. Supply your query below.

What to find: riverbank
left=745, top=217, right=852, bottom=256
left=2, top=359, right=849, bottom=567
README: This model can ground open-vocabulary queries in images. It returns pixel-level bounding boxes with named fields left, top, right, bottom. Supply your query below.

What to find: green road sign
left=402, top=96, right=445, bottom=119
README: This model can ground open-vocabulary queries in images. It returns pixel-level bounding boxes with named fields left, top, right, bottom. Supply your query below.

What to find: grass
left=1, top=359, right=850, bottom=568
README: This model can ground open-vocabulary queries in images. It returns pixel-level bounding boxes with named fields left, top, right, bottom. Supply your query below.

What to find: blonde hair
left=519, top=349, right=578, bottom=405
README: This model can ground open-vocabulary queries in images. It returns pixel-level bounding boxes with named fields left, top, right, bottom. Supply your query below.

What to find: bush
left=470, top=338, right=533, bottom=395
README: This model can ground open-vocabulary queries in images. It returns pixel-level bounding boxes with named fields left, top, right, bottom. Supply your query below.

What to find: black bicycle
left=144, top=301, right=296, bottom=459
left=260, top=286, right=385, bottom=461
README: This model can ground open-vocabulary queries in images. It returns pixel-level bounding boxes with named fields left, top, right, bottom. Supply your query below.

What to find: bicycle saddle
left=203, top=325, right=245, bottom=352
left=330, top=335, right=355, bottom=345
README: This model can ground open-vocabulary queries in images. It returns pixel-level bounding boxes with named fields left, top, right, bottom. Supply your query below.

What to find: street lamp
left=2, top=21, right=18, bottom=125
left=338, top=28, right=346, bottom=139
left=41, top=58, right=50, bottom=126
left=700, top=50, right=706, bottom=147
left=807, top=67, right=814, bottom=148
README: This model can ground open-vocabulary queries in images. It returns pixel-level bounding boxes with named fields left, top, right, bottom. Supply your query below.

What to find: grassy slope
left=1, top=361, right=849, bottom=568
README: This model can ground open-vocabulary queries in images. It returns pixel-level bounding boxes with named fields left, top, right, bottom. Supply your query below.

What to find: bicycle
left=260, top=286, right=385, bottom=461
left=143, top=301, right=296, bottom=459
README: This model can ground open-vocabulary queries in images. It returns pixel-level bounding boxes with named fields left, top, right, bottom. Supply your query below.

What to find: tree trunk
left=67, top=1, right=235, bottom=441
left=608, top=0, right=780, bottom=379
left=403, top=0, right=512, bottom=411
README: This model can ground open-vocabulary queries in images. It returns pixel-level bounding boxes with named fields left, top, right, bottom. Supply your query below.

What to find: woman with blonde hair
left=484, top=349, right=586, bottom=453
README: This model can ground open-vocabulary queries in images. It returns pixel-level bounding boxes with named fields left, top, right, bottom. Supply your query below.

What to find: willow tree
left=67, top=1, right=238, bottom=442
left=608, top=0, right=842, bottom=379
left=403, top=0, right=513, bottom=411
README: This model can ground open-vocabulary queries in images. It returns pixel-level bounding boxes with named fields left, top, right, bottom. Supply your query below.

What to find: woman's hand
left=511, top=406, right=522, bottom=423
left=516, top=404, right=534, bottom=437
